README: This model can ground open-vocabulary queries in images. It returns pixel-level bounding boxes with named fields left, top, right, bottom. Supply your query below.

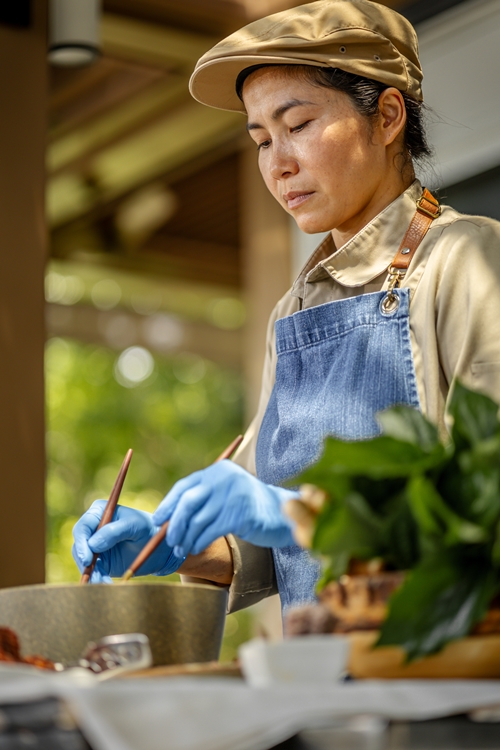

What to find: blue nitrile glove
left=152, top=460, right=298, bottom=558
left=72, top=501, right=183, bottom=584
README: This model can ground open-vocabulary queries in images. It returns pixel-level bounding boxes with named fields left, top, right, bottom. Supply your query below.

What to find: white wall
left=417, top=0, right=500, bottom=188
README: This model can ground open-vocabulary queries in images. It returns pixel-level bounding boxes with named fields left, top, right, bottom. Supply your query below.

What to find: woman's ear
left=376, top=87, right=407, bottom=146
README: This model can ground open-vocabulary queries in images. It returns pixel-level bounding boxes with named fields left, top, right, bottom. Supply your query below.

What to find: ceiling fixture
left=48, top=0, right=101, bottom=67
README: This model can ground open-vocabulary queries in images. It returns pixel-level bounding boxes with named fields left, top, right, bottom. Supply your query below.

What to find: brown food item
left=472, top=606, right=500, bottom=635
left=318, top=571, right=500, bottom=636
left=0, top=627, right=21, bottom=660
left=0, top=626, right=55, bottom=670
left=284, top=604, right=338, bottom=637
left=319, top=571, right=404, bottom=633
left=282, top=575, right=500, bottom=678
left=22, top=654, right=56, bottom=671
left=0, top=648, right=16, bottom=663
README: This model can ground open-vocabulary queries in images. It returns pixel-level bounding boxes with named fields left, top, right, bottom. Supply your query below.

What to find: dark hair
left=236, top=64, right=431, bottom=165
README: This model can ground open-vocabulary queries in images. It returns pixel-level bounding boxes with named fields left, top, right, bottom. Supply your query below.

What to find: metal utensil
left=53, top=633, right=152, bottom=680
left=78, top=633, right=152, bottom=679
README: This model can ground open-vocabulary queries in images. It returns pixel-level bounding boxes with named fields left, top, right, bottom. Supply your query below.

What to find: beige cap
left=189, top=0, right=423, bottom=112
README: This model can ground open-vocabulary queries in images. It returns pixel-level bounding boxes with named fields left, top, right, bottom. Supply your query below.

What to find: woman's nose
left=269, top=150, right=299, bottom=180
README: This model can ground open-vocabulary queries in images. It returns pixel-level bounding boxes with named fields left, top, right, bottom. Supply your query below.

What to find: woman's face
left=242, top=68, right=406, bottom=242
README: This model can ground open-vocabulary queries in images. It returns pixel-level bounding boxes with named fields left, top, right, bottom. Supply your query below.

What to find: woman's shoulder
left=427, top=201, right=500, bottom=264
left=432, top=202, right=500, bottom=239
left=270, top=289, right=302, bottom=323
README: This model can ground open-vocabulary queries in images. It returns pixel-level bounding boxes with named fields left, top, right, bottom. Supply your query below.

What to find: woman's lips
left=283, top=191, right=314, bottom=210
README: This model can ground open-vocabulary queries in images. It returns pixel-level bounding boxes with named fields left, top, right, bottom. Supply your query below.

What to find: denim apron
left=255, top=287, right=420, bottom=613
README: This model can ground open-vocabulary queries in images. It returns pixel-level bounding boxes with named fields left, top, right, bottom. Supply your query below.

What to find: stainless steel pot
left=0, top=581, right=227, bottom=667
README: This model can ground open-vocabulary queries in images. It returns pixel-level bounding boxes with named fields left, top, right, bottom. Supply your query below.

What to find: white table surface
left=1, top=666, right=500, bottom=750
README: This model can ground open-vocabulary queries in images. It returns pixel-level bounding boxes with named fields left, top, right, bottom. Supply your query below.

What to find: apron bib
left=255, top=288, right=420, bottom=613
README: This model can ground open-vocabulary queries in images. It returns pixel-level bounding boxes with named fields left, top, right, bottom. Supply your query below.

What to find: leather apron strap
left=381, top=188, right=441, bottom=314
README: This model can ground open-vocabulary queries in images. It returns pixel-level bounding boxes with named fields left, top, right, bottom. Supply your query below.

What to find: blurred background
left=0, top=0, right=499, bottom=659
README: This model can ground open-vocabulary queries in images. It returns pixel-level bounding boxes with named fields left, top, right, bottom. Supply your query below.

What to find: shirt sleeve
left=434, top=218, right=500, bottom=413
left=225, top=535, right=278, bottom=612
left=218, top=302, right=282, bottom=612
left=230, top=303, right=280, bottom=476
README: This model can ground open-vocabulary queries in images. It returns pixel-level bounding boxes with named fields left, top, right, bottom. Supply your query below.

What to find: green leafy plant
left=294, top=382, right=500, bottom=661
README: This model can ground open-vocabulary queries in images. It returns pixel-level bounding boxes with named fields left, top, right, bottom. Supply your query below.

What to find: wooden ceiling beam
left=92, top=101, right=243, bottom=195
left=101, top=13, right=216, bottom=69
left=47, top=101, right=244, bottom=226
left=48, top=75, right=189, bottom=174
left=140, top=236, right=240, bottom=288
left=50, top=234, right=241, bottom=289
left=103, top=0, right=249, bottom=36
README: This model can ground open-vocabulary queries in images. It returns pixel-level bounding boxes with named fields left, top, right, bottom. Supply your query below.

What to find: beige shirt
left=217, top=180, right=500, bottom=611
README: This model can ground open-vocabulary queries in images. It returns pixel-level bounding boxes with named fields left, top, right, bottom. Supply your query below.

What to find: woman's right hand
left=72, top=501, right=184, bottom=583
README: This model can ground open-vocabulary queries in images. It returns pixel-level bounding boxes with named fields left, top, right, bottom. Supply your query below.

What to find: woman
left=73, top=0, right=500, bottom=615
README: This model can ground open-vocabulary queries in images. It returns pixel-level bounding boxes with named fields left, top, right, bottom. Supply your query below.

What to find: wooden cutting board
left=348, top=632, right=500, bottom=679
left=120, top=661, right=243, bottom=679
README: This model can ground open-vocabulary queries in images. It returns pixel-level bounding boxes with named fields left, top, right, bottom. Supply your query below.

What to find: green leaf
left=459, top=436, right=500, bottom=473
left=436, top=456, right=500, bottom=530
left=469, top=472, right=500, bottom=529
left=345, top=491, right=384, bottom=535
left=407, top=475, right=443, bottom=537
left=377, top=406, right=441, bottom=451
left=376, top=551, right=497, bottom=660
left=381, top=491, right=421, bottom=570
left=316, top=562, right=339, bottom=590
left=297, top=434, right=446, bottom=486
left=493, top=521, right=500, bottom=567
left=408, top=475, right=486, bottom=546
left=312, top=493, right=382, bottom=572
left=449, top=380, right=500, bottom=447
left=351, top=475, right=406, bottom=514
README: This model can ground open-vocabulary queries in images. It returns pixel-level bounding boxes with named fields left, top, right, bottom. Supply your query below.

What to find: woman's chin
left=294, top=216, right=332, bottom=235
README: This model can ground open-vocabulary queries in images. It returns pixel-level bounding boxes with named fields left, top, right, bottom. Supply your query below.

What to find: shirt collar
left=291, top=180, right=423, bottom=299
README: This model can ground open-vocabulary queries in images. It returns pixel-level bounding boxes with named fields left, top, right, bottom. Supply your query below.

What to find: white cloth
left=1, top=666, right=500, bottom=750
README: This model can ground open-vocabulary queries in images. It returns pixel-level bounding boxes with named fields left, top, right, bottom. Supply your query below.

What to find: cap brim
left=189, top=55, right=332, bottom=113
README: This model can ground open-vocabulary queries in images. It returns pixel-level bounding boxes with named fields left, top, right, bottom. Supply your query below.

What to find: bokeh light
left=45, top=272, right=85, bottom=305
left=91, top=279, right=122, bottom=310
left=209, top=298, right=246, bottom=330
left=114, top=346, right=155, bottom=387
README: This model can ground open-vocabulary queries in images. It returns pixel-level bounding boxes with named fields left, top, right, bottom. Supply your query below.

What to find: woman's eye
left=257, top=140, right=271, bottom=151
left=291, top=121, right=310, bottom=133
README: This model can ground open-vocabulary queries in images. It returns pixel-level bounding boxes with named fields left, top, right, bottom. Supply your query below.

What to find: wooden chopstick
left=213, top=434, right=245, bottom=464
left=121, top=434, right=244, bottom=582
left=80, top=449, right=133, bottom=584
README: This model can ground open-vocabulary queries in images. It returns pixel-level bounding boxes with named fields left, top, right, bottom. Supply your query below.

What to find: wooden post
left=0, top=0, right=47, bottom=587
left=239, top=144, right=291, bottom=419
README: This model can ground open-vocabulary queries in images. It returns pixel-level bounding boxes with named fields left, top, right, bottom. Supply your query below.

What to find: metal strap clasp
left=381, top=266, right=406, bottom=314
left=416, top=192, right=442, bottom=220
left=382, top=188, right=440, bottom=315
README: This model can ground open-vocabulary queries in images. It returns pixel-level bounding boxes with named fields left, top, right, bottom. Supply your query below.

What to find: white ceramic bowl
left=239, top=635, right=349, bottom=687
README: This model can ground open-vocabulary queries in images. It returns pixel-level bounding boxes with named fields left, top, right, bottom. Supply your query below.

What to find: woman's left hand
left=72, top=502, right=183, bottom=583
left=153, top=460, right=297, bottom=558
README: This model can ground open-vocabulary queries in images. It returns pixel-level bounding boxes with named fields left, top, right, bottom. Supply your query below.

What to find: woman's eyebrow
left=246, top=99, right=316, bottom=131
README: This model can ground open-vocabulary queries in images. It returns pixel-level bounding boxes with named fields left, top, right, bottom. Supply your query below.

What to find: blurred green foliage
left=297, top=382, right=500, bottom=661
left=45, top=335, right=251, bottom=659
